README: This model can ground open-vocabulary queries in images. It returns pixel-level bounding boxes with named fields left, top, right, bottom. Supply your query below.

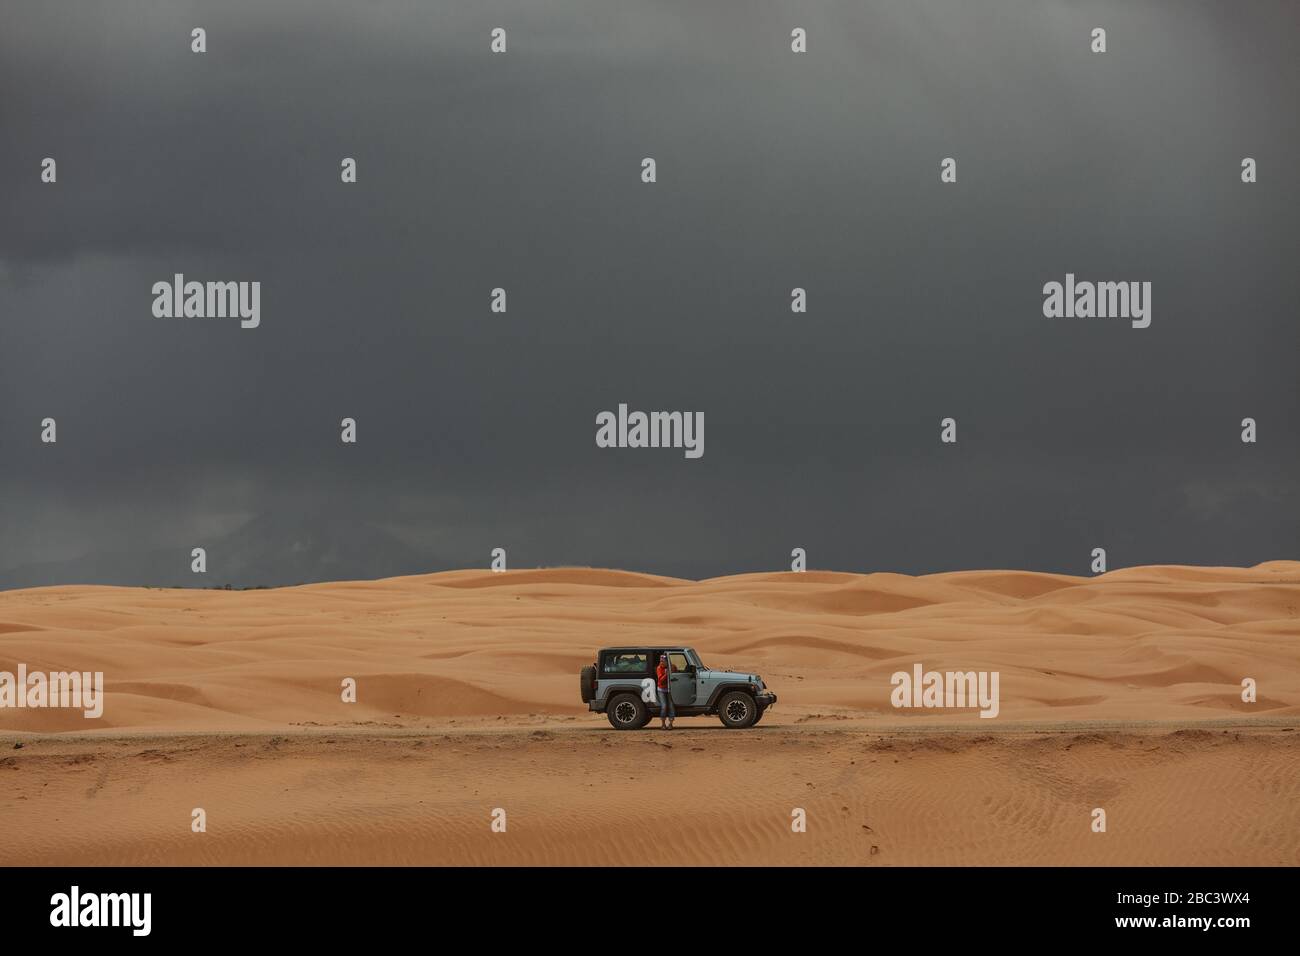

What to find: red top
left=656, top=662, right=669, bottom=690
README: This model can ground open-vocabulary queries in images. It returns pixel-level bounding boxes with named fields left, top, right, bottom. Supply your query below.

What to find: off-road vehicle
left=580, top=646, right=777, bottom=730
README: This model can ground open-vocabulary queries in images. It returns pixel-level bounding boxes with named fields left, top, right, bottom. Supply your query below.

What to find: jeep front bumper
left=757, top=691, right=777, bottom=709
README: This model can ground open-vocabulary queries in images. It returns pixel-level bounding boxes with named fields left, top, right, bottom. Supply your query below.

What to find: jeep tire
left=580, top=665, right=597, bottom=703
left=717, top=690, right=758, bottom=729
left=607, top=692, right=649, bottom=730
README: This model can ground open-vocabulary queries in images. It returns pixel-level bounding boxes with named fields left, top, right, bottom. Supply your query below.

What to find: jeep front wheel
left=607, top=692, right=649, bottom=730
left=717, top=691, right=758, bottom=729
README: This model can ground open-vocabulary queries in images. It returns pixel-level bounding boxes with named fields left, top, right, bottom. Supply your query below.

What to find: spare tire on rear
left=579, top=665, right=597, bottom=703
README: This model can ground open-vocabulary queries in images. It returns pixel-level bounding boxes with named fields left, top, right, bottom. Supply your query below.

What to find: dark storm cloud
left=1, top=0, right=1297, bottom=585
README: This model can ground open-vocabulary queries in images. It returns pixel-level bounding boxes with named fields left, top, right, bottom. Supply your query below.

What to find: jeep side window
left=604, top=652, right=648, bottom=675
left=669, top=652, right=690, bottom=673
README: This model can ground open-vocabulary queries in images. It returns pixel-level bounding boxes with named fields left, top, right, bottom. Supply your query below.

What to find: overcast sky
left=1, top=0, right=1297, bottom=586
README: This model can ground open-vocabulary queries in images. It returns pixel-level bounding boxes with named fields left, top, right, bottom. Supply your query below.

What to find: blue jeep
left=580, top=646, right=777, bottom=730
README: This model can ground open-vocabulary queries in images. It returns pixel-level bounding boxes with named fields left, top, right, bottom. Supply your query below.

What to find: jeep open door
left=668, top=649, right=695, bottom=709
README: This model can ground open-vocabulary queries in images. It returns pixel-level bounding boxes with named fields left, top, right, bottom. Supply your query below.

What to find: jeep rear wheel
left=717, top=691, right=758, bottom=729
left=607, top=692, right=649, bottom=730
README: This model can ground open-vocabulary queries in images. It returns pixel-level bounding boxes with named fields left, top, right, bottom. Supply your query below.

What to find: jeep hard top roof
left=599, top=646, right=693, bottom=653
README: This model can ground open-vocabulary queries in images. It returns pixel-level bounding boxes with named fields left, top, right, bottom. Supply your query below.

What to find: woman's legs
left=657, top=689, right=675, bottom=728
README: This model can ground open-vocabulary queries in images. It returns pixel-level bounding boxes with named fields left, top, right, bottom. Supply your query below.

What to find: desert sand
left=1, top=562, right=1298, bottom=865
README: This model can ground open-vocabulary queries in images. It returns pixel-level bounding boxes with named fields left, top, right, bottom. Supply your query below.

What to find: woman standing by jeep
left=656, top=653, right=675, bottom=730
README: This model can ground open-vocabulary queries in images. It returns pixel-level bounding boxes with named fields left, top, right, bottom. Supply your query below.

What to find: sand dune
left=1, top=563, right=1297, bottom=733
left=2, top=563, right=1297, bottom=866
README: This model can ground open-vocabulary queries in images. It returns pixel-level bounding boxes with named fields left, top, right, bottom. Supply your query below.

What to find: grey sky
left=1, top=1, right=1297, bottom=586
